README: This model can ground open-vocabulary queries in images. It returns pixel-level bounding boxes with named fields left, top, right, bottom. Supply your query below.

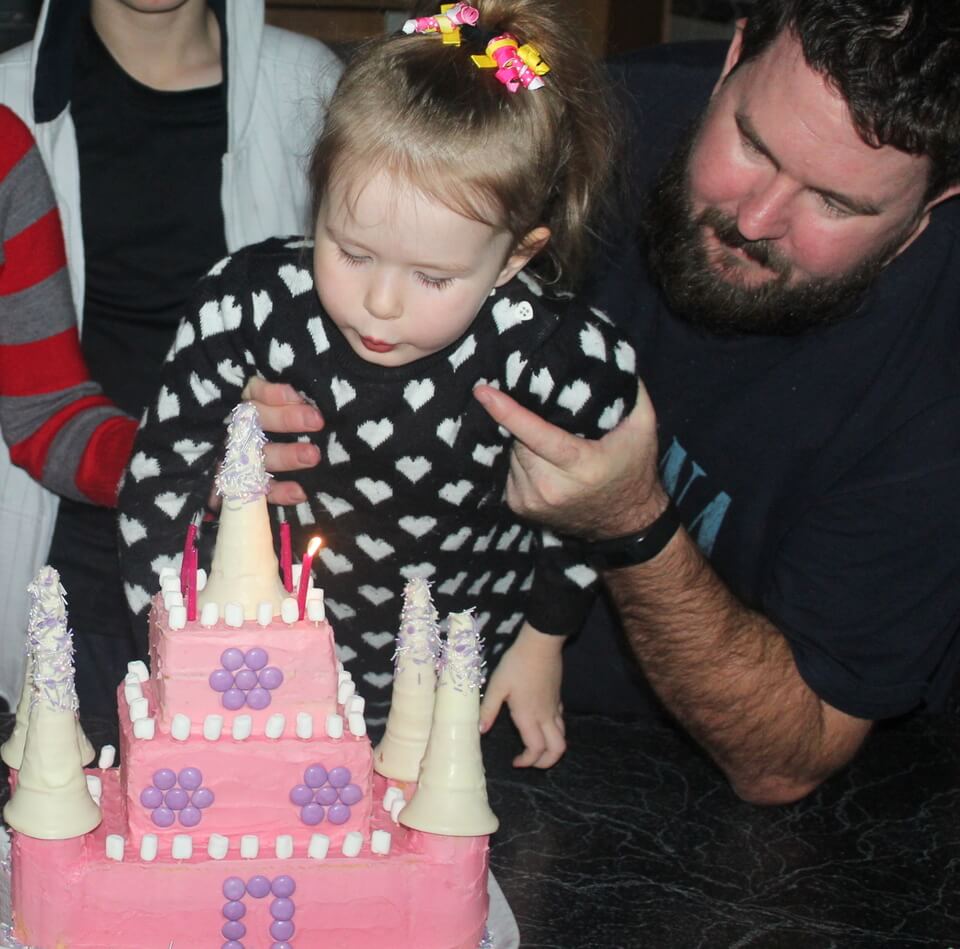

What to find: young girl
left=119, top=0, right=638, bottom=768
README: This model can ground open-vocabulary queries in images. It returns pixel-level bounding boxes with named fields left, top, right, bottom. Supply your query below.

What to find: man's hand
left=479, top=623, right=566, bottom=769
left=242, top=377, right=324, bottom=506
left=473, top=381, right=666, bottom=539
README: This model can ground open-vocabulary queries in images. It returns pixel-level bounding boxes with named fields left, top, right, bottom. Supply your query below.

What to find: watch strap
left=583, top=501, right=681, bottom=569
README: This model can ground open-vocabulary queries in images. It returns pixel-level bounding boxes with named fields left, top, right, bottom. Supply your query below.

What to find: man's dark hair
left=736, top=0, right=960, bottom=201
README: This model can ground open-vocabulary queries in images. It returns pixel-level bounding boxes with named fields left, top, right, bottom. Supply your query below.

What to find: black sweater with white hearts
left=118, top=237, right=639, bottom=717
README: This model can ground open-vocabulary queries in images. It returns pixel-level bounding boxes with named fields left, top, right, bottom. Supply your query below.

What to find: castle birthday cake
left=2, top=404, right=498, bottom=949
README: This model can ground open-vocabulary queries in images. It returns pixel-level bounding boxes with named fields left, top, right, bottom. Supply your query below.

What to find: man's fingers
left=263, top=441, right=321, bottom=474
left=266, top=480, right=307, bottom=506
left=242, top=379, right=324, bottom=434
left=474, top=385, right=582, bottom=469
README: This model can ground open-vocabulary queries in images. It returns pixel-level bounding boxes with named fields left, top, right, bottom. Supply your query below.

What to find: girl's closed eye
left=416, top=272, right=454, bottom=291
left=338, top=247, right=369, bottom=267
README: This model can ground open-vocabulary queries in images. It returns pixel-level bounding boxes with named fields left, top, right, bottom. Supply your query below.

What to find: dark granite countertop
left=3, top=710, right=959, bottom=948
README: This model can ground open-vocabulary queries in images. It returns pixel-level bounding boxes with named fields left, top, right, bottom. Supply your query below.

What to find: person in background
left=0, top=0, right=341, bottom=717
left=473, top=0, right=960, bottom=803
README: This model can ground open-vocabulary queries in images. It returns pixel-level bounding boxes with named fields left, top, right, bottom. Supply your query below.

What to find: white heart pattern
left=496, top=612, right=524, bottom=636
left=157, top=386, right=180, bottom=421
left=516, top=269, right=544, bottom=296
left=208, top=255, right=231, bottom=277
left=565, top=564, right=598, bottom=588
left=307, top=316, right=330, bottom=355
left=278, top=264, right=313, bottom=297
left=437, top=572, right=467, bottom=595
left=326, top=432, right=350, bottom=465
left=357, top=419, right=394, bottom=450
left=505, top=350, right=527, bottom=389
left=362, top=672, right=394, bottom=691
left=154, top=492, right=188, bottom=520
left=496, top=524, right=522, bottom=550
left=362, top=631, right=396, bottom=651
left=399, top=562, right=436, bottom=580
left=124, top=583, right=151, bottom=615
left=355, top=478, right=393, bottom=505
left=436, top=417, right=462, bottom=448
left=440, top=527, right=472, bottom=551
left=492, top=297, right=534, bottom=334
left=492, top=571, right=516, bottom=594
left=404, top=379, right=435, bottom=412
left=358, top=585, right=394, bottom=607
left=598, top=398, right=626, bottom=431
left=119, top=515, right=146, bottom=547
left=355, top=534, right=395, bottom=561
left=331, top=377, right=356, bottom=410
left=174, top=321, right=195, bottom=354
left=326, top=599, right=356, bottom=621
left=395, top=456, right=431, bottom=483
left=439, top=480, right=473, bottom=505
left=528, top=367, right=554, bottom=403
left=473, top=525, right=497, bottom=552
left=448, top=334, right=476, bottom=371
left=399, top=516, right=436, bottom=539
left=217, top=359, right=245, bottom=387
left=468, top=572, right=491, bottom=596
left=557, top=379, right=591, bottom=415
left=615, top=339, right=637, bottom=374
left=253, top=291, right=273, bottom=329
left=472, top=444, right=503, bottom=467
left=269, top=339, right=295, bottom=373
left=580, top=323, right=608, bottom=362
left=295, top=501, right=316, bottom=525
left=318, top=493, right=353, bottom=518
left=189, top=373, right=220, bottom=407
left=129, top=451, right=160, bottom=482
left=336, top=643, right=357, bottom=664
left=318, top=547, right=353, bottom=574
left=173, top=439, right=213, bottom=464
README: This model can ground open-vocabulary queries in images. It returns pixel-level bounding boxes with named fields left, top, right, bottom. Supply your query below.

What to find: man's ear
left=895, top=182, right=960, bottom=259
left=715, top=19, right=747, bottom=92
left=495, top=227, right=551, bottom=286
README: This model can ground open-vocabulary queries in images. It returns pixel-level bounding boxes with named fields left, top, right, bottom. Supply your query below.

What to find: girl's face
left=313, top=171, right=544, bottom=367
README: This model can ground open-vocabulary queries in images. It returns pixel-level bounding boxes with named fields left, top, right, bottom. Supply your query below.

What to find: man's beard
left=643, top=121, right=913, bottom=336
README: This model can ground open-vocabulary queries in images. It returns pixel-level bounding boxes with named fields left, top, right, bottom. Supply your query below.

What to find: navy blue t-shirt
left=571, top=43, right=960, bottom=720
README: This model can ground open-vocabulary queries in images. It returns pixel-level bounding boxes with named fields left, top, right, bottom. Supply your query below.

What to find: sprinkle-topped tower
left=3, top=567, right=102, bottom=839
left=198, top=402, right=288, bottom=617
left=400, top=611, right=499, bottom=836
left=373, top=578, right=442, bottom=781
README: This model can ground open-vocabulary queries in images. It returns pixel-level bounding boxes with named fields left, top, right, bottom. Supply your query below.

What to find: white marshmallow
left=85, top=774, right=102, bottom=805
left=199, top=602, right=219, bottom=627
left=203, top=714, right=224, bottom=741
left=224, top=603, right=244, bottom=628
left=98, top=744, right=116, bottom=769
left=382, top=787, right=405, bottom=813
left=196, top=567, right=207, bottom=591
left=295, top=712, right=313, bottom=740
left=390, top=799, right=406, bottom=824
left=159, top=566, right=178, bottom=582
left=275, top=835, right=294, bottom=859
left=257, top=601, right=273, bottom=626
left=306, top=597, right=325, bottom=622
left=308, top=833, right=330, bottom=860
left=326, top=713, right=344, bottom=739
left=160, top=575, right=181, bottom=593
left=163, top=590, right=183, bottom=610
left=124, top=680, right=144, bottom=704
left=280, top=597, right=299, bottom=624
left=140, top=834, right=158, bottom=862
left=346, top=694, right=365, bottom=715
left=348, top=712, right=366, bottom=737
left=133, top=718, right=156, bottom=740
left=171, top=835, right=193, bottom=860
left=168, top=604, right=187, bottom=630
left=240, top=835, right=259, bottom=858
left=127, top=660, right=149, bottom=682
left=171, top=714, right=191, bottom=741
left=208, top=834, right=229, bottom=860
left=232, top=715, right=252, bottom=740
left=337, top=679, right=356, bottom=705
left=105, top=835, right=125, bottom=862
left=371, top=830, right=392, bottom=855
left=128, top=697, right=149, bottom=722
left=265, top=714, right=286, bottom=739
left=341, top=831, right=364, bottom=857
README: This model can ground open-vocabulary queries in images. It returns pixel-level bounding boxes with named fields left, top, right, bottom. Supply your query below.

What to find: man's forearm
left=606, top=528, right=871, bottom=804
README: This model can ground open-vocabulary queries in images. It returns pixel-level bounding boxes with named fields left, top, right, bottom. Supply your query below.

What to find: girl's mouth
left=360, top=336, right=396, bottom=353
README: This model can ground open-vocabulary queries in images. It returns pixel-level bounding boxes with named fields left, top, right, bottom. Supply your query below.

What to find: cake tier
left=148, top=597, right=341, bottom=731
left=12, top=770, right=489, bottom=949
left=120, top=680, right=374, bottom=849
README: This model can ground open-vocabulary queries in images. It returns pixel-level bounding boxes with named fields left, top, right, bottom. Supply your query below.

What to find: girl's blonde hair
left=309, top=0, right=621, bottom=288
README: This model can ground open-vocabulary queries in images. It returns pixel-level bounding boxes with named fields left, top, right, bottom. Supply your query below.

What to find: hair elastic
left=402, top=3, right=480, bottom=46
left=471, top=34, right=550, bottom=92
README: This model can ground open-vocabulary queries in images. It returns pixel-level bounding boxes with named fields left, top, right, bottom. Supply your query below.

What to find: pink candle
left=186, top=545, right=198, bottom=622
left=297, top=537, right=322, bottom=619
left=180, top=522, right=197, bottom=595
left=280, top=521, right=293, bottom=592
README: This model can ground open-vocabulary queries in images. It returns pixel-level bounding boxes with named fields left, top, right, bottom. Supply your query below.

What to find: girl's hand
left=480, top=622, right=567, bottom=769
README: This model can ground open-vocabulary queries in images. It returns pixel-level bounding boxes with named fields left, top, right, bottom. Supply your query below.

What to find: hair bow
left=402, top=3, right=480, bottom=46
left=470, top=34, right=550, bottom=92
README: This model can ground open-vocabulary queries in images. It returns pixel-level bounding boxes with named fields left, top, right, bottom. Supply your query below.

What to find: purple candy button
left=270, top=897, right=295, bottom=921
left=271, top=943, right=294, bottom=949
left=300, top=803, right=324, bottom=826
left=223, top=877, right=245, bottom=901
left=179, top=805, right=202, bottom=827
left=221, top=919, right=246, bottom=940
left=153, top=768, right=177, bottom=790
left=192, top=787, right=215, bottom=809
left=151, top=806, right=175, bottom=828
left=244, top=647, right=268, bottom=670
left=270, top=919, right=295, bottom=942
left=234, top=668, right=258, bottom=691
left=289, top=785, right=313, bottom=807
left=179, top=767, right=203, bottom=790
left=140, top=786, right=163, bottom=809
left=315, top=786, right=338, bottom=807
left=245, top=687, right=271, bottom=710
left=246, top=875, right=272, bottom=899
left=327, top=803, right=350, bottom=825
left=222, top=900, right=246, bottom=922
left=221, top=648, right=245, bottom=671
left=271, top=876, right=296, bottom=898
left=222, top=942, right=244, bottom=949
left=209, top=668, right=234, bottom=692
left=304, top=764, right=327, bottom=788
left=259, top=666, right=284, bottom=690
left=339, top=783, right=363, bottom=806
left=222, top=688, right=246, bottom=711
left=327, top=766, right=351, bottom=788
left=165, top=787, right=189, bottom=811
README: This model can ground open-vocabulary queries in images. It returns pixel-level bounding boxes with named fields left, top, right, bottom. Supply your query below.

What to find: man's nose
left=736, top=173, right=792, bottom=242
left=364, top=271, right=403, bottom=321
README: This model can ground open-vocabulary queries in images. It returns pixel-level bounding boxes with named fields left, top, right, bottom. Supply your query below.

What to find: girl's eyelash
left=416, top=273, right=453, bottom=291
left=338, top=248, right=366, bottom=266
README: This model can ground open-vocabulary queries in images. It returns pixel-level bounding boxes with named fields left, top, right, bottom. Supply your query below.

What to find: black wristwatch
left=582, top=501, right=681, bottom=569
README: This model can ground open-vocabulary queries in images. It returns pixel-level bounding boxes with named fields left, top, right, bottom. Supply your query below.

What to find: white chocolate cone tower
left=400, top=611, right=499, bottom=836
left=1, top=649, right=94, bottom=771
left=198, top=402, right=288, bottom=617
left=373, top=578, right=441, bottom=781
left=3, top=567, right=102, bottom=839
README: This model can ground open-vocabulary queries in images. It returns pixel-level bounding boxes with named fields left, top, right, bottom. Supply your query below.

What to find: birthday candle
left=280, top=521, right=293, bottom=592
left=297, top=537, right=322, bottom=619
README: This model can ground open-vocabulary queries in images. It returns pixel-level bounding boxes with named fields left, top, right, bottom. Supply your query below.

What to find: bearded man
left=472, top=0, right=960, bottom=801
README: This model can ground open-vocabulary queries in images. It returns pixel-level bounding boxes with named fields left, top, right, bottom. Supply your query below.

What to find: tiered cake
left=3, top=405, right=498, bottom=949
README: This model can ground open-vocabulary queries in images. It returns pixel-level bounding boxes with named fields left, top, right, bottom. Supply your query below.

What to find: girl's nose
left=364, top=271, right=403, bottom=321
